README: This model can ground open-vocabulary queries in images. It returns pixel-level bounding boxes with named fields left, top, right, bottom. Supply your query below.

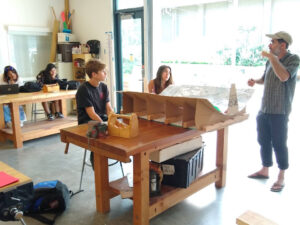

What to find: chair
left=74, top=149, right=124, bottom=196
left=31, top=103, right=46, bottom=122
left=31, top=102, right=55, bottom=122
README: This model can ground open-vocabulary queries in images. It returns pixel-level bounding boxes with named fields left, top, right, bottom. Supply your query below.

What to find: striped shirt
left=260, top=52, right=300, bottom=115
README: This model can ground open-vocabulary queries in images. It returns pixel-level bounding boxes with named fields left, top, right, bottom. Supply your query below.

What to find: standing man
left=76, top=59, right=114, bottom=166
left=247, top=31, right=299, bottom=192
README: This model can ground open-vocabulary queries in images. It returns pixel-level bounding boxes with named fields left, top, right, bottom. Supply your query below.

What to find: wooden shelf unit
left=72, top=53, right=92, bottom=82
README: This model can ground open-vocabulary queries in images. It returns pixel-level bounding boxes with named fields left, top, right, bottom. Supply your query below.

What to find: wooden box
left=43, top=84, right=60, bottom=93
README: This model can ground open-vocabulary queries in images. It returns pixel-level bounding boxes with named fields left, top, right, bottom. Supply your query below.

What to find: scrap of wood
left=182, top=120, right=195, bottom=128
left=236, top=210, right=278, bottom=225
left=200, top=114, right=249, bottom=132
left=165, top=116, right=182, bottom=124
left=147, top=113, right=165, bottom=121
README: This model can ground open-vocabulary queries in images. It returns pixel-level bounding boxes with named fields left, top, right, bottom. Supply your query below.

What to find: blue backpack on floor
left=26, top=180, right=72, bottom=225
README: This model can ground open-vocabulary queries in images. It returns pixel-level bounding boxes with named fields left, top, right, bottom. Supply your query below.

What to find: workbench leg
left=133, top=151, right=150, bottom=225
left=60, top=99, right=67, bottom=117
left=10, top=103, right=22, bottom=148
left=93, top=152, right=110, bottom=213
left=215, top=127, right=228, bottom=188
left=0, top=105, right=4, bottom=142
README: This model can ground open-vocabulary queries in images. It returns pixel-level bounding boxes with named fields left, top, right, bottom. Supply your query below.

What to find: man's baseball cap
left=266, top=31, right=293, bottom=45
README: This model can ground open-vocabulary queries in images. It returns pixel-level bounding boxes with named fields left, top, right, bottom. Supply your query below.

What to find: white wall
left=70, top=0, right=116, bottom=109
left=0, top=0, right=117, bottom=108
left=0, top=0, right=64, bottom=70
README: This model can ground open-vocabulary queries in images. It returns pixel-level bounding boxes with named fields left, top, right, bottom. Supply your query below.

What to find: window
left=116, top=0, right=143, bottom=10
left=152, top=0, right=300, bottom=88
left=7, top=26, right=51, bottom=81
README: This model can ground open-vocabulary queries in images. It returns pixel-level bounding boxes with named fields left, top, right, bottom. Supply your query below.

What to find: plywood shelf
left=0, top=116, right=77, bottom=142
left=122, top=91, right=248, bottom=132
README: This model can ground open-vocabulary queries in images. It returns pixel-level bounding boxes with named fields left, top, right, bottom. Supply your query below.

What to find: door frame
left=114, top=6, right=144, bottom=112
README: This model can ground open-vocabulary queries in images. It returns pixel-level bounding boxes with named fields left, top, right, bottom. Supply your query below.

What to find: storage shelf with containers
left=72, top=54, right=92, bottom=82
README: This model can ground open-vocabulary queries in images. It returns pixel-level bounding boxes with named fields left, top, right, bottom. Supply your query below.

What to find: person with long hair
left=148, top=65, right=174, bottom=94
left=0, top=65, right=26, bottom=128
left=39, top=63, right=64, bottom=120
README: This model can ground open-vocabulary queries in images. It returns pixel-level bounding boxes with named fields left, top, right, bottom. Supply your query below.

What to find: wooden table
left=0, top=90, right=77, bottom=148
left=0, top=161, right=32, bottom=192
left=60, top=118, right=235, bottom=225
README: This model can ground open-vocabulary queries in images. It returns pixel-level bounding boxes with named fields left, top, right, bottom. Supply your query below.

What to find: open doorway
left=114, top=6, right=144, bottom=112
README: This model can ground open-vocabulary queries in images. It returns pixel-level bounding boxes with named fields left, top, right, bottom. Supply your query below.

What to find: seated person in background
left=39, top=63, right=64, bottom=120
left=0, top=66, right=26, bottom=128
left=148, top=65, right=174, bottom=94
left=76, top=59, right=114, bottom=167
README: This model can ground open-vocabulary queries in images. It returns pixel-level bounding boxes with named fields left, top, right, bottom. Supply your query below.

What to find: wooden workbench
left=60, top=117, right=242, bottom=225
left=0, top=161, right=32, bottom=192
left=0, top=90, right=77, bottom=148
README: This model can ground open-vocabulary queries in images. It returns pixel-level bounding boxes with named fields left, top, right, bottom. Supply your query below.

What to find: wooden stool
left=236, top=210, right=278, bottom=225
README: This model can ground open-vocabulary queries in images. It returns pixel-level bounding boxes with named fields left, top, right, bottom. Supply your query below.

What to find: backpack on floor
left=25, top=180, right=72, bottom=225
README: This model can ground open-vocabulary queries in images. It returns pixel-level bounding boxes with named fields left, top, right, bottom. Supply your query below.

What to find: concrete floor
left=1, top=86, right=300, bottom=225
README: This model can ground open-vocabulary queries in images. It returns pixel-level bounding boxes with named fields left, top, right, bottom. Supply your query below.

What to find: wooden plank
left=62, top=136, right=131, bottom=163
left=10, top=103, right=22, bottom=148
left=236, top=210, right=278, bottom=225
left=134, top=96, right=147, bottom=113
left=49, top=20, right=59, bottom=62
left=60, top=99, right=67, bottom=116
left=146, top=97, right=165, bottom=116
left=64, top=0, right=69, bottom=26
left=0, top=105, right=4, bottom=142
left=94, top=153, right=110, bottom=213
left=149, top=169, right=220, bottom=219
left=135, top=111, right=148, bottom=117
left=164, top=115, right=182, bottom=124
left=60, top=120, right=202, bottom=158
left=215, top=127, right=228, bottom=188
left=147, top=113, right=165, bottom=120
left=200, top=114, right=249, bottom=132
left=133, top=151, right=149, bottom=225
left=121, top=92, right=248, bottom=131
left=109, top=176, right=133, bottom=199
left=0, top=161, right=32, bottom=192
left=123, top=93, right=134, bottom=113
left=1, top=117, right=77, bottom=148
left=0, top=90, right=76, bottom=105
left=182, top=120, right=195, bottom=128
left=182, top=103, right=195, bottom=125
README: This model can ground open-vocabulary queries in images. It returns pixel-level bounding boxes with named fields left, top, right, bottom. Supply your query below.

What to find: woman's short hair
left=3, top=65, right=19, bottom=83
left=85, top=59, right=106, bottom=78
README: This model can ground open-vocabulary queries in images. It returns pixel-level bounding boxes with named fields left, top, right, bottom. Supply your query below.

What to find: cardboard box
left=57, top=33, right=77, bottom=43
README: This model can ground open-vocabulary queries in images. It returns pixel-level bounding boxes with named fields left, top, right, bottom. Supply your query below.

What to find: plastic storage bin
left=161, top=146, right=204, bottom=188
left=57, top=42, right=80, bottom=62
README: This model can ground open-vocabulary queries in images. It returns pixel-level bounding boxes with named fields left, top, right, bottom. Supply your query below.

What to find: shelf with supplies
left=72, top=53, right=92, bottom=82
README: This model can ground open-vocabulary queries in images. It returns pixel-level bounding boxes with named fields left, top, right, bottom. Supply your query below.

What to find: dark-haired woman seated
left=148, top=65, right=174, bottom=94
left=0, top=66, right=26, bottom=128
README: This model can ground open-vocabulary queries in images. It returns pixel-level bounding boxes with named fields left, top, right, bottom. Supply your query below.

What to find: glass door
left=115, top=7, right=144, bottom=112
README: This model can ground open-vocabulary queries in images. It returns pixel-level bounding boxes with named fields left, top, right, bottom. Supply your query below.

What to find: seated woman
left=39, top=63, right=64, bottom=120
left=148, top=65, right=174, bottom=94
left=0, top=66, right=27, bottom=128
